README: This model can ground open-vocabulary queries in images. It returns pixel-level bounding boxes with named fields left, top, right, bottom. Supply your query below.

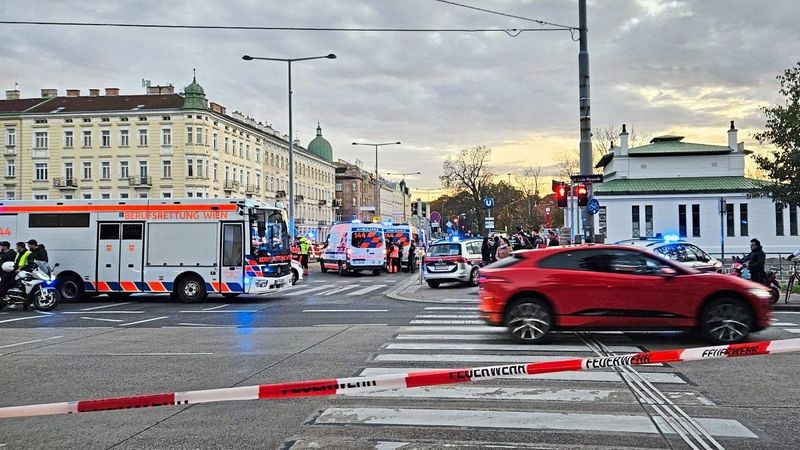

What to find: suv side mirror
left=53, top=263, right=60, bottom=268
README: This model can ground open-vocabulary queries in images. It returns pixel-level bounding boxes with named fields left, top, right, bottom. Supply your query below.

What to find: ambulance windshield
left=250, top=208, right=290, bottom=257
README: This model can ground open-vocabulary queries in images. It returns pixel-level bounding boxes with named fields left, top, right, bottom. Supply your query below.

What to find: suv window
left=538, top=249, right=612, bottom=272
left=428, top=243, right=461, bottom=256
left=607, top=250, right=665, bottom=275
left=683, top=244, right=710, bottom=262
left=466, top=241, right=481, bottom=255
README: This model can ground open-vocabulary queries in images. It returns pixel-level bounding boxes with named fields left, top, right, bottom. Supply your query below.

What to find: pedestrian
left=481, top=236, right=493, bottom=266
left=742, top=238, right=767, bottom=283
left=27, top=239, right=48, bottom=263
left=546, top=230, right=560, bottom=247
left=491, top=236, right=500, bottom=262
left=530, top=228, right=544, bottom=248
left=495, top=237, right=511, bottom=259
left=407, top=240, right=417, bottom=273
left=390, top=240, right=401, bottom=273
left=14, top=242, right=30, bottom=272
left=0, top=241, right=17, bottom=299
left=385, top=240, right=394, bottom=272
left=298, top=236, right=310, bottom=276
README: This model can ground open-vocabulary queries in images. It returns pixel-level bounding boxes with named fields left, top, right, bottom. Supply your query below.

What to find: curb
left=384, top=273, right=429, bottom=303
left=772, top=304, right=800, bottom=312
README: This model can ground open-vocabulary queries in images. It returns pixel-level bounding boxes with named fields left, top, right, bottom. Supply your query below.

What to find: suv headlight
left=748, top=288, right=772, bottom=299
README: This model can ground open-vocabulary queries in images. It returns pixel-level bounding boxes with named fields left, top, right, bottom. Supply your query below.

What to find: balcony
left=332, top=198, right=343, bottom=208
left=295, top=195, right=304, bottom=202
left=223, top=180, right=240, bottom=192
left=159, top=146, right=173, bottom=156
left=245, top=184, right=260, bottom=195
left=128, top=176, right=152, bottom=187
left=275, top=190, right=286, bottom=199
left=53, top=177, right=78, bottom=189
left=317, top=220, right=327, bottom=226
left=318, top=199, right=327, bottom=206
left=4, top=146, right=16, bottom=156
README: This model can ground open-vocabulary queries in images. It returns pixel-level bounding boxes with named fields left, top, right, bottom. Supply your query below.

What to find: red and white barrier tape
left=2, top=337, right=799, bottom=419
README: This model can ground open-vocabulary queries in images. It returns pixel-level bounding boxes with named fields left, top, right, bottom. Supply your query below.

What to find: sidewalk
left=772, top=292, right=800, bottom=312
left=385, top=273, right=479, bottom=303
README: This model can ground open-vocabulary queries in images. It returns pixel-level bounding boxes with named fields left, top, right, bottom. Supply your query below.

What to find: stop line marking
left=80, top=302, right=134, bottom=311
left=0, top=336, right=62, bottom=349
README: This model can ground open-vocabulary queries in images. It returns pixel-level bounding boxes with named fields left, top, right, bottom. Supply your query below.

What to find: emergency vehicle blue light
left=663, top=234, right=680, bottom=242
left=451, top=236, right=460, bottom=242
left=351, top=219, right=362, bottom=223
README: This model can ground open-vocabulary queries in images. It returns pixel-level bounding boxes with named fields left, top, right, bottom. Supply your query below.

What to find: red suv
left=479, top=245, right=772, bottom=344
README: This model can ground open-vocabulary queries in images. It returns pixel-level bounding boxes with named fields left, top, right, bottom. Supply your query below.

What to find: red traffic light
left=556, top=184, right=567, bottom=207
left=576, top=184, right=589, bottom=207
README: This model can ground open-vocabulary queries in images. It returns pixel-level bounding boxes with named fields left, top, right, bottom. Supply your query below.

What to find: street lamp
left=352, top=141, right=401, bottom=221
left=387, top=171, right=421, bottom=221
left=242, top=53, right=336, bottom=240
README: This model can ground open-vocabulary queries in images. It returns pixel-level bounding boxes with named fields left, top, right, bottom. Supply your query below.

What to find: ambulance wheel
left=176, top=275, right=207, bottom=303
left=58, top=275, right=85, bottom=302
left=291, top=269, right=299, bottom=285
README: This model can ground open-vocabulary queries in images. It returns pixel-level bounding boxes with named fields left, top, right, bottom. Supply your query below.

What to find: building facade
left=380, top=179, right=412, bottom=223
left=593, top=122, right=798, bottom=255
left=333, top=159, right=376, bottom=222
left=0, top=79, right=336, bottom=239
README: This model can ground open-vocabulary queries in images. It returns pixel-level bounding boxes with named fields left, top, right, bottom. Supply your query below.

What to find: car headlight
left=748, top=288, right=772, bottom=299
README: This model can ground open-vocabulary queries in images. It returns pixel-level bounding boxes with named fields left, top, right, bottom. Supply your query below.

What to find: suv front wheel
left=505, top=299, right=552, bottom=344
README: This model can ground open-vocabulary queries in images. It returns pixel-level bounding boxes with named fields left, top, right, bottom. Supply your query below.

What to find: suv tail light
left=454, top=256, right=467, bottom=263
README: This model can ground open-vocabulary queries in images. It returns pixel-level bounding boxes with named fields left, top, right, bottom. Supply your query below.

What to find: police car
left=422, top=237, right=483, bottom=288
left=616, top=235, right=722, bottom=272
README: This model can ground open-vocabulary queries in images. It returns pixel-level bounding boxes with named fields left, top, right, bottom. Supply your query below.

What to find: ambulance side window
left=122, top=224, right=143, bottom=240
left=100, top=224, right=120, bottom=240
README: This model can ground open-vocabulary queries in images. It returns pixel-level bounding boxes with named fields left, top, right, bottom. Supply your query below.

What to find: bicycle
left=786, top=261, right=800, bottom=304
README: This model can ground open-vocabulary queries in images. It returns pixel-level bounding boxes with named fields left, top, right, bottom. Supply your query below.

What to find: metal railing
left=708, top=252, right=799, bottom=283
left=128, top=176, right=152, bottom=186
left=53, top=177, right=78, bottom=188
left=223, top=181, right=240, bottom=191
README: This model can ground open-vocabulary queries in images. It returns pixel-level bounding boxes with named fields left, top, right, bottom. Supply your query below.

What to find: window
left=213, top=163, right=218, bottom=181
left=120, top=192, right=129, bottom=199
left=196, top=159, right=203, bottom=178
left=224, top=137, right=229, bottom=153
left=101, top=161, right=111, bottom=179
left=335, top=181, right=343, bottom=192
left=34, top=131, right=48, bottom=149
left=791, top=205, right=798, bottom=236
left=162, top=192, right=172, bottom=198
left=222, top=223, right=243, bottom=266
left=64, top=130, right=74, bottom=148
left=120, top=129, right=129, bottom=146
left=64, top=162, right=73, bottom=180
left=196, top=127, right=203, bottom=144
left=33, top=194, right=49, bottom=200
left=138, top=160, right=148, bottom=178
left=246, top=145, right=250, bottom=160
left=213, top=133, right=218, bottom=150
left=352, top=181, right=357, bottom=192
left=162, top=160, right=172, bottom=178
left=692, top=204, right=700, bottom=237
left=607, top=250, right=664, bottom=276
left=186, top=127, right=193, bottom=144
left=35, top=163, right=49, bottom=181
left=82, top=161, right=92, bottom=180
left=162, top=128, right=172, bottom=146
left=162, top=115, right=171, bottom=121
left=138, top=129, right=148, bottom=146
left=256, top=148, right=260, bottom=163
left=740, top=204, right=749, bottom=236
left=101, top=130, right=110, bottom=147
left=239, top=142, right=243, bottom=158
left=351, top=229, right=384, bottom=248
left=776, top=203, right=785, bottom=236
left=99, top=223, right=119, bottom=239
left=82, top=193, right=92, bottom=200
left=678, top=205, right=687, bottom=238
left=82, top=130, right=92, bottom=147
left=726, top=203, right=735, bottom=237
left=644, top=205, right=653, bottom=237
left=101, top=193, right=110, bottom=199
left=138, top=193, right=148, bottom=199
left=122, top=224, right=143, bottom=240
left=352, top=197, right=357, bottom=207
left=5, top=128, right=15, bottom=147
left=225, top=165, right=230, bottom=181
left=29, top=213, right=90, bottom=228
left=631, top=205, right=640, bottom=238
left=187, top=158, right=194, bottom=177
left=204, top=160, right=209, bottom=180
left=120, top=161, right=129, bottom=179
left=6, top=159, right=14, bottom=177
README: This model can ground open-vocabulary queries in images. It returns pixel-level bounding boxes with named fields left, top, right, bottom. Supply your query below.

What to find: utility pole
left=578, top=0, right=593, bottom=242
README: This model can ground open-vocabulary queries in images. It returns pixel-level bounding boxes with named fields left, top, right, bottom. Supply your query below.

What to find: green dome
left=307, top=123, right=333, bottom=161
left=182, top=72, right=208, bottom=110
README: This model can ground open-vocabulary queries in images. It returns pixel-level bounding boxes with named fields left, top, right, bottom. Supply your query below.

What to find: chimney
left=727, top=120, right=738, bottom=151
left=146, top=85, right=174, bottom=95
left=619, top=123, right=629, bottom=156
left=89, top=89, right=100, bottom=97
left=41, top=88, right=58, bottom=99
left=66, top=89, right=80, bottom=97
left=210, top=102, right=226, bottom=114
left=5, top=90, right=20, bottom=100
left=105, top=87, right=120, bottom=96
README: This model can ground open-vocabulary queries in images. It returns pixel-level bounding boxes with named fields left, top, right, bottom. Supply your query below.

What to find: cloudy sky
left=2, top=0, right=799, bottom=196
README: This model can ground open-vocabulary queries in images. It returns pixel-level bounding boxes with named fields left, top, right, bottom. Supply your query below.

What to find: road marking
left=62, top=311, right=143, bottom=314
left=0, top=336, right=62, bottom=349
left=168, top=324, right=241, bottom=329
left=202, top=304, right=230, bottom=311
left=303, top=309, right=389, bottom=313
left=441, top=298, right=479, bottom=303
left=105, top=352, right=213, bottom=356
left=80, top=302, right=134, bottom=311
left=409, top=320, right=485, bottom=325
left=178, top=310, right=259, bottom=313
left=395, top=334, right=507, bottom=341
left=81, top=317, right=124, bottom=323
left=0, top=316, right=47, bottom=324
left=283, top=285, right=336, bottom=296
left=119, top=316, right=168, bottom=327
left=415, top=314, right=482, bottom=319
left=424, top=306, right=478, bottom=311
left=347, top=285, right=387, bottom=296
left=385, top=343, right=642, bottom=353
left=400, top=325, right=505, bottom=333
left=313, top=408, right=756, bottom=438
left=320, top=286, right=359, bottom=296
left=783, top=328, right=800, bottom=333
left=358, top=367, right=686, bottom=384
left=773, top=322, right=798, bottom=326
left=314, top=323, right=388, bottom=327
left=374, top=353, right=662, bottom=365
left=772, top=311, right=800, bottom=315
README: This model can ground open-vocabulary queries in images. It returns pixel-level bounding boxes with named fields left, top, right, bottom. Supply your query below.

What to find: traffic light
left=555, top=183, right=567, bottom=207
left=576, top=184, right=588, bottom=207
left=411, top=202, right=419, bottom=216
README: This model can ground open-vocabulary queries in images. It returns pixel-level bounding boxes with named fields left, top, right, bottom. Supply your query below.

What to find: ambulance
left=0, top=199, right=293, bottom=303
left=320, top=221, right=386, bottom=275
left=383, top=223, right=420, bottom=271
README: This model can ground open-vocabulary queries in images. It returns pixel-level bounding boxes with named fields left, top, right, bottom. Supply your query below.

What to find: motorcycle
left=0, top=261, right=61, bottom=311
left=731, top=256, right=780, bottom=304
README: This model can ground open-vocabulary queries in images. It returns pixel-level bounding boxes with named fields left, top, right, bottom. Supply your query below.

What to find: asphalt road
left=2, top=267, right=800, bottom=449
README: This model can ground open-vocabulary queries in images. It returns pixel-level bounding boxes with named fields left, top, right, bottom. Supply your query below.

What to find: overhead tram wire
left=0, top=21, right=571, bottom=36
left=433, top=0, right=577, bottom=31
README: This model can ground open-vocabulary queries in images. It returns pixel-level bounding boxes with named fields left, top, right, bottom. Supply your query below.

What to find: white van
left=320, top=222, right=386, bottom=275
left=384, top=224, right=419, bottom=270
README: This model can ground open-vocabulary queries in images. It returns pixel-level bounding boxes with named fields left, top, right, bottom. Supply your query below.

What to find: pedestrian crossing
left=282, top=283, right=389, bottom=298
left=294, top=304, right=761, bottom=448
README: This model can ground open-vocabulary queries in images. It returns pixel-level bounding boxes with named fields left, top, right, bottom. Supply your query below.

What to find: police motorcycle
left=0, top=260, right=61, bottom=311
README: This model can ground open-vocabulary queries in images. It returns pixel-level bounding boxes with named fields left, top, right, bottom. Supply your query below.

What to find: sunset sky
left=2, top=0, right=798, bottom=199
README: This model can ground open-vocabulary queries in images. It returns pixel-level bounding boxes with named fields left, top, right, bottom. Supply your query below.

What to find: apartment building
left=0, top=77, right=335, bottom=238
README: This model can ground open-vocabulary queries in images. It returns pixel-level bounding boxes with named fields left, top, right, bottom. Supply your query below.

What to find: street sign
left=430, top=211, right=442, bottom=223
left=445, top=220, right=453, bottom=229
left=483, top=197, right=495, bottom=209
left=570, top=174, right=604, bottom=184
left=588, top=198, right=600, bottom=215
left=484, top=217, right=495, bottom=229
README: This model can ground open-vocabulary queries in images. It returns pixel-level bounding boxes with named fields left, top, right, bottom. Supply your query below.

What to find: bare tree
left=556, top=149, right=579, bottom=180
left=513, top=166, right=543, bottom=227
left=593, top=123, right=650, bottom=164
left=440, top=145, right=494, bottom=233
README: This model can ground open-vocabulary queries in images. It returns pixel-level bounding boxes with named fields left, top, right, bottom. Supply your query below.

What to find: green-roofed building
left=591, top=122, right=797, bottom=254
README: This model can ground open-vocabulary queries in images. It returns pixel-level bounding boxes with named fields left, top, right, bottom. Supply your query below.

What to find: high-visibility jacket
left=299, top=239, right=310, bottom=255
left=14, top=249, right=30, bottom=269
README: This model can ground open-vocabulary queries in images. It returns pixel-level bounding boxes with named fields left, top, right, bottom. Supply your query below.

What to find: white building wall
left=606, top=153, right=745, bottom=179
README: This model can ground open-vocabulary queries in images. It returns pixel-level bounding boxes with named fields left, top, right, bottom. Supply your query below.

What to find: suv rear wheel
left=700, top=297, right=753, bottom=344
left=505, top=299, right=552, bottom=344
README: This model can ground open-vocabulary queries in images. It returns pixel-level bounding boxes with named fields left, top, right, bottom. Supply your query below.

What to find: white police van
left=320, top=221, right=386, bottom=276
